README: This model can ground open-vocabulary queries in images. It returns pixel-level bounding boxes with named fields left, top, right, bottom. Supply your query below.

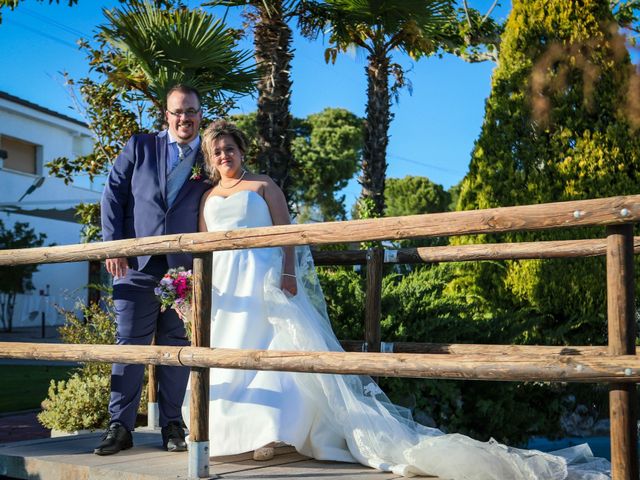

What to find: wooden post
left=606, top=224, right=638, bottom=480
left=188, top=253, right=213, bottom=479
left=147, top=336, right=158, bottom=429
left=365, top=248, right=383, bottom=353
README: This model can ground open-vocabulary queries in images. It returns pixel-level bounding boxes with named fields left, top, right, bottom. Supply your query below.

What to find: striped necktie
left=178, top=144, right=191, bottom=161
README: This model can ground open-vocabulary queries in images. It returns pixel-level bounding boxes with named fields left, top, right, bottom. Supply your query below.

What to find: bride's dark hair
left=201, top=120, right=249, bottom=185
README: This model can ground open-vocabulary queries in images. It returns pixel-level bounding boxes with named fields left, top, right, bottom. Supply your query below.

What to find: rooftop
left=0, top=90, right=87, bottom=128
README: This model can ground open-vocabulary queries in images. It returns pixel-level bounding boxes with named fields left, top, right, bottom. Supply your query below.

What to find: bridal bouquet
left=154, top=267, right=193, bottom=324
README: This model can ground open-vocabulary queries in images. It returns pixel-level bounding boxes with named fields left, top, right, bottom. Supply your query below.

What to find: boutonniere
left=190, top=164, right=203, bottom=181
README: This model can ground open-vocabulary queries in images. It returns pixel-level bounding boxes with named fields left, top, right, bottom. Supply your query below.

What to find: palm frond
left=100, top=1, right=257, bottom=109
left=299, top=0, right=455, bottom=56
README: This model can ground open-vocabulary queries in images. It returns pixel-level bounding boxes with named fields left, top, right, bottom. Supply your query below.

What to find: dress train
left=182, top=190, right=611, bottom=479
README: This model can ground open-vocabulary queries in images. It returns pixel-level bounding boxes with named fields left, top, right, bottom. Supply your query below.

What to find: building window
left=0, top=135, right=38, bottom=174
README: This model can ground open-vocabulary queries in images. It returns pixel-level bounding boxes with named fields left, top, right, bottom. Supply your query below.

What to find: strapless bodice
left=203, top=190, right=273, bottom=231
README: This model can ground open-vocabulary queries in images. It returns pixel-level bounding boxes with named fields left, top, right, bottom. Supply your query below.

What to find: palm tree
left=207, top=0, right=298, bottom=203
left=298, top=0, right=455, bottom=217
left=100, top=1, right=257, bottom=118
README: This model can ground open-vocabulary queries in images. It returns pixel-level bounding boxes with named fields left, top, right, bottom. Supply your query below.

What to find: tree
left=611, top=0, right=640, bottom=47
left=45, top=1, right=256, bottom=240
left=384, top=176, right=451, bottom=248
left=100, top=1, right=257, bottom=121
left=299, top=1, right=455, bottom=218
left=291, top=108, right=364, bottom=221
left=231, top=107, right=364, bottom=221
left=49, top=1, right=256, bottom=185
left=0, top=220, right=47, bottom=332
left=385, top=176, right=450, bottom=217
left=455, top=0, right=640, bottom=345
left=298, top=1, right=505, bottom=218
left=0, top=0, right=76, bottom=23
left=207, top=0, right=298, bottom=203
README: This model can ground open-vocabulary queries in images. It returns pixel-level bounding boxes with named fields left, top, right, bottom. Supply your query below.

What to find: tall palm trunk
left=253, top=1, right=294, bottom=203
left=361, top=48, right=390, bottom=216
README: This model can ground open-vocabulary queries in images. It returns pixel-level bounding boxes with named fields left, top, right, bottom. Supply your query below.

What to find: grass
left=0, top=365, right=75, bottom=413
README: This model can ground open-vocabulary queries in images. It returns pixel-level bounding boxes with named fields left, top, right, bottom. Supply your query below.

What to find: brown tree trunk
left=361, top=48, right=390, bottom=217
left=253, top=1, right=294, bottom=203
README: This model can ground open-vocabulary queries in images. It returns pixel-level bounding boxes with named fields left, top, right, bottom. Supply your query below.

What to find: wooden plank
left=340, top=341, right=609, bottom=356
left=0, top=343, right=183, bottom=365
left=1, top=195, right=639, bottom=266
left=211, top=451, right=308, bottom=475
left=218, top=458, right=407, bottom=479
left=5, top=342, right=640, bottom=382
left=312, top=237, right=640, bottom=266
left=397, top=236, right=640, bottom=263
left=211, top=445, right=298, bottom=464
left=606, top=224, right=638, bottom=480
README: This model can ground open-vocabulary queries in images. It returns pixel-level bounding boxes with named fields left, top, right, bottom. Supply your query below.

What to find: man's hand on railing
left=106, top=258, right=129, bottom=279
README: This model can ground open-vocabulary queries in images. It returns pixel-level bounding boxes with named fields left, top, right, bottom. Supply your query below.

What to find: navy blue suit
left=101, top=131, right=210, bottom=430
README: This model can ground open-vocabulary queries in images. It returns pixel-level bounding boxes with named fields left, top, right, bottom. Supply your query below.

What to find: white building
left=0, top=91, right=102, bottom=330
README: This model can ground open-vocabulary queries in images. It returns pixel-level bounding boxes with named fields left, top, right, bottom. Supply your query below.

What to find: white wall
left=0, top=95, right=102, bottom=328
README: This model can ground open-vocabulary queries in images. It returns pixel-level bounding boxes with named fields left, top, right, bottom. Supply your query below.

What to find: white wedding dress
left=183, top=189, right=611, bottom=479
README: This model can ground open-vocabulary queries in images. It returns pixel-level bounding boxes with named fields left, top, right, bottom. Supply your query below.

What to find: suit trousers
left=108, top=256, right=190, bottom=430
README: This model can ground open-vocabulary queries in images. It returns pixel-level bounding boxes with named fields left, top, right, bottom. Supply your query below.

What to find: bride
left=183, top=120, right=611, bottom=479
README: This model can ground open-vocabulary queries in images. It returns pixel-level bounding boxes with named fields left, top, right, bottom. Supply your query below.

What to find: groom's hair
left=166, top=84, right=202, bottom=107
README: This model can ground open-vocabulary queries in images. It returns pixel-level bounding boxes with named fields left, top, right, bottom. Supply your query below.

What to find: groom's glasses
left=166, top=108, right=201, bottom=118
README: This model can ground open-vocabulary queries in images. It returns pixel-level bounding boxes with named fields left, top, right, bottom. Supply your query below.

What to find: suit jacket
left=101, top=131, right=210, bottom=271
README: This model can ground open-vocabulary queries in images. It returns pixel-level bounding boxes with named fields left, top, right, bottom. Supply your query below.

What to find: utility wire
left=387, top=152, right=465, bottom=175
left=21, top=6, right=88, bottom=38
left=8, top=20, right=79, bottom=50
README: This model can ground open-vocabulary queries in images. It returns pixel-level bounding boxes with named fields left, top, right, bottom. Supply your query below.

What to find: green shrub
left=38, top=373, right=111, bottom=431
left=58, top=297, right=116, bottom=378
left=319, top=263, right=608, bottom=445
left=38, top=290, right=148, bottom=432
left=317, top=266, right=366, bottom=340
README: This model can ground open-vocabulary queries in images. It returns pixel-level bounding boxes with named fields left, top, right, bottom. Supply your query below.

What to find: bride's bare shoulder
left=200, top=188, right=215, bottom=206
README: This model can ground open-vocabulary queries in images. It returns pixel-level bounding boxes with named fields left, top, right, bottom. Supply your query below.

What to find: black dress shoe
left=161, top=421, right=187, bottom=452
left=94, top=422, right=133, bottom=456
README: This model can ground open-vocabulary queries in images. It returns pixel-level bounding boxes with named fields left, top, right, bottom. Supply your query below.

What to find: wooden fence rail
left=2, top=342, right=640, bottom=383
left=311, top=237, right=640, bottom=265
left=0, top=195, right=638, bottom=480
left=0, top=195, right=638, bottom=266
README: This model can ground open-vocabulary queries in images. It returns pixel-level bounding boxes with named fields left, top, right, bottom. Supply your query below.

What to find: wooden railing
left=0, top=195, right=638, bottom=479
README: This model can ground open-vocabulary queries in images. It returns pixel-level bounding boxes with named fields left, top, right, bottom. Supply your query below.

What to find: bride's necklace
left=218, top=169, right=247, bottom=189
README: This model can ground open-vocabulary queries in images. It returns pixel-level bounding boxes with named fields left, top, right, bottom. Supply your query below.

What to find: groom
left=95, top=84, right=210, bottom=455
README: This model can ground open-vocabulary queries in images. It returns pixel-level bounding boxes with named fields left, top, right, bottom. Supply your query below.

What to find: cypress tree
left=455, top=0, right=640, bottom=345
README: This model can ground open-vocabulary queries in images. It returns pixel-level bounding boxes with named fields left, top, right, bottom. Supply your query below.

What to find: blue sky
left=0, top=0, right=511, bottom=207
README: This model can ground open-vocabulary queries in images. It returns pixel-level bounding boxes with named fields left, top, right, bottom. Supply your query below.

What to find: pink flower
left=190, top=164, right=203, bottom=181
left=154, top=267, right=193, bottom=314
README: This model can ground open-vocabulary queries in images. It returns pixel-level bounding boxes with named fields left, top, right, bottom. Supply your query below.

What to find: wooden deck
left=0, top=428, right=411, bottom=479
